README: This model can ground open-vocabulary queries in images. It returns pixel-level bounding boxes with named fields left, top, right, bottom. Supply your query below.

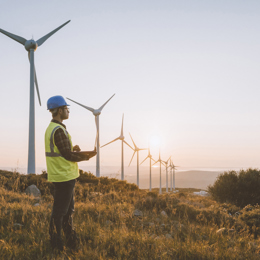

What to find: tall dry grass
left=0, top=170, right=260, bottom=259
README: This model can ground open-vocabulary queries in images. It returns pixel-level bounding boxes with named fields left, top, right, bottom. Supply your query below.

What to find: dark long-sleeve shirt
left=51, top=119, right=88, bottom=162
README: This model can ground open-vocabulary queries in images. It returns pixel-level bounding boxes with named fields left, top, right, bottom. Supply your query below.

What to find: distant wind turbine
left=152, top=151, right=165, bottom=194
left=0, top=20, right=71, bottom=174
left=162, top=156, right=171, bottom=193
left=169, top=159, right=178, bottom=191
left=101, top=114, right=133, bottom=180
left=140, top=148, right=155, bottom=191
left=67, top=94, right=115, bottom=177
left=128, top=133, right=147, bottom=187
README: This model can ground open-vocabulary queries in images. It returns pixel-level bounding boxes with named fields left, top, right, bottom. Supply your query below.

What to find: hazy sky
left=1, top=0, right=260, bottom=173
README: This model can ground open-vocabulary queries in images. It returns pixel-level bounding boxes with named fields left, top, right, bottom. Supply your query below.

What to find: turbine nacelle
left=24, top=39, right=38, bottom=51
left=132, top=145, right=142, bottom=152
left=93, top=109, right=101, bottom=116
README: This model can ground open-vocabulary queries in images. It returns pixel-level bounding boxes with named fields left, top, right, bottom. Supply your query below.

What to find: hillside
left=0, top=169, right=260, bottom=259
left=0, top=166, right=223, bottom=189
left=176, top=170, right=222, bottom=189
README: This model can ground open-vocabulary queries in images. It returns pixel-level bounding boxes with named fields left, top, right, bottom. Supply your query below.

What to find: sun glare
left=150, top=135, right=160, bottom=148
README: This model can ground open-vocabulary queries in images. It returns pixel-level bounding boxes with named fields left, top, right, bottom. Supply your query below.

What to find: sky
left=1, top=0, right=260, bottom=174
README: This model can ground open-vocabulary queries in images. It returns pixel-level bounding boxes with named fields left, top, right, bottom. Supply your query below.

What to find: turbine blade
left=152, top=160, right=159, bottom=166
left=140, top=156, right=149, bottom=165
left=67, top=98, right=95, bottom=113
left=94, top=130, right=98, bottom=150
left=94, top=116, right=99, bottom=149
left=28, top=52, right=41, bottom=106
left=129, top=133, right=137, bottom=148
left=121, top=113, right=124, bottom=136
left=98, top=93, right=115, bottom=111
left=139, top=148, right=148, bottom=151
left=163, top=160, right=168, bottom=164
left=123, top=140, right=134, bottom=150
left=36, top=20, right=71, bottom=47
left=0, top=28, right=27, bottom=45
left=151, top=158, right=156, bottom=162
left=95, top=116, right=97, bottom=128
left=128, top=151, right=136, bottom=166
left=34, top=66, right=41, bottom=106
left=100, top=137, right=120, bottom=148
left=161, top=161, right=166, bottom=167
left=95, top=116, right=99, bottom=136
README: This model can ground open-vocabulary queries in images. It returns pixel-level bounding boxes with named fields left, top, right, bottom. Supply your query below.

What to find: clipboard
left=74, top=150, right=97, bottom=157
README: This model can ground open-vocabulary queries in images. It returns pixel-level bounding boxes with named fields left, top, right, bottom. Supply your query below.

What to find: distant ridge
left=0, top=167, right=223, bottom=190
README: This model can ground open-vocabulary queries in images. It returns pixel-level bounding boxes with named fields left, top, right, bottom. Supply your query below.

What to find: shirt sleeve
left=54, top=128, right=89, bottom=162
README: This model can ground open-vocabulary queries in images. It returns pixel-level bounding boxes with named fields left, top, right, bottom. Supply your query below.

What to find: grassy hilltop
left=0, top=169, right=260, bottom=259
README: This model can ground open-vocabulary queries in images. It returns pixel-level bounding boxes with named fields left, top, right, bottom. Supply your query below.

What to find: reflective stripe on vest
left=45, top=125, right=68, bottom=157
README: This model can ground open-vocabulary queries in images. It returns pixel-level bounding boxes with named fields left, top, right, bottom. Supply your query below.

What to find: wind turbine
left=162, top=156, right=171, bottom=193
left=100, top=114, right=133, bottom=180
left=152, top=151, right=165, bottom=194
left=169, top=159, right=178, bottom=191
left=140, top=148, right=155, bottom=191
left=0, top=20, right=71, bottom=174
left=128, top=133, right=147, bottom=187
left=67, top=94, right=115, bottom=177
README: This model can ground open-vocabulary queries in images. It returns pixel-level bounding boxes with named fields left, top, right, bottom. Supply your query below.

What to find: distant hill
left=123, top=169, right=222, bottom=190
left=0, top=166, right=223, bottom=190
left=175, top=170, right=222, bottom=190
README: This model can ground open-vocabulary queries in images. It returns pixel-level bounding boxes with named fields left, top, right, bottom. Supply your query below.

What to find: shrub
left=239, top=204, right=260, bottom=238
left=208, top=168, right=260, bottom=207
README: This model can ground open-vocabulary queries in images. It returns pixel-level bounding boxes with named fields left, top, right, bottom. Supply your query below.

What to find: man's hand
left=73, top=145, right=81, bottom=152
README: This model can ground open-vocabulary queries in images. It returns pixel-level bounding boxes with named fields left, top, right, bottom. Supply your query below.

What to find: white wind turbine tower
left=100, top=114, right=133, bottom=180
left=162, top=156, right=171, bottom=193
left=67, top=94, right=115, bottom=177
left=140, top=148, right=155, bottom=191
left=128, top=134, right=147, bottom=187
left=0, top=20, right=71, bottom=174
left=152, top=151, right=165, bottom=194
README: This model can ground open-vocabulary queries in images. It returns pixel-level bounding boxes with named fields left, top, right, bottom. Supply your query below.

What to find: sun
left=149, top=135, right=160, bottom=148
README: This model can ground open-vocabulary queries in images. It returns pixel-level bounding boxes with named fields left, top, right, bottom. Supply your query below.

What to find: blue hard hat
left=47, top=95, right=70, bottom=110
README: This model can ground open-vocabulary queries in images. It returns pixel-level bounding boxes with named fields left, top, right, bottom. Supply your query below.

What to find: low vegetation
left=208, top=168, right=260, bottom=207
left=0, top=169, right=260, bottom=259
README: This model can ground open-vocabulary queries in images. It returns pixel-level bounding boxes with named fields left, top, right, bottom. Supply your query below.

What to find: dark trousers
left=49, top=179, right=76, bottom=239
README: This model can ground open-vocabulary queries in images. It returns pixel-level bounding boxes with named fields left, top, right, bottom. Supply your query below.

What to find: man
left=45, top=95, right=96, bottom=251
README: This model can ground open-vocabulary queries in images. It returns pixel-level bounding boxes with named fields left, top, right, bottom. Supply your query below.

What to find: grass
left=0, top=170, right=260, bottom=259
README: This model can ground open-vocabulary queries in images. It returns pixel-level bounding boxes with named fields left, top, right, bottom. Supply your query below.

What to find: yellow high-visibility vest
left=45, top=122, right=79, bottom=182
